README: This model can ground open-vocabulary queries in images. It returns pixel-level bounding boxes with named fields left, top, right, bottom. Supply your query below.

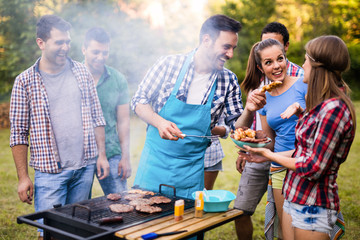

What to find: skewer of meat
left=261, top=80, right=282, bottom=92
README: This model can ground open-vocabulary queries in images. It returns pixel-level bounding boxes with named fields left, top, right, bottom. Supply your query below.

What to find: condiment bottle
left=174, top=199, right=184, bottom=221
left=194, top=191, right=204, bottom=218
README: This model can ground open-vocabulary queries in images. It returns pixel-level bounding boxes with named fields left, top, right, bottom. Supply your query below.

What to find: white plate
left=230, top=136, right=271, bottom=148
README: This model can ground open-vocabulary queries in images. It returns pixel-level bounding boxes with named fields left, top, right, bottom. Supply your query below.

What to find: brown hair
left=199, top=14, right=242, bottom=43
left=305, top=35, right=356, bottom=127
left=36, top=15, right=71, bottom=41
left=84, top=27, right=110, bottom=48
left=241, top=38, right=286, bottom=94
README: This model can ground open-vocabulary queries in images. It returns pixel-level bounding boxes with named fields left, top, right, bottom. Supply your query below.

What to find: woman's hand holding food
left=245, top=89, right=266, bottom=112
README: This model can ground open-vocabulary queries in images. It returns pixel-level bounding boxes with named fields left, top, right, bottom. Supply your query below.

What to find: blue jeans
left=97, top=155, right=127, bottom=195
left=34, top=163, right=95, bottom=234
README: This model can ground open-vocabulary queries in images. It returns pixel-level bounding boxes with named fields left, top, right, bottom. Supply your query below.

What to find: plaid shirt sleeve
left=219, top=70, right=243, bottom=130
left=218, top=113, right=231, bottom=139
left=88, top=71, right=106, bottom=127
left=295, top=99, right=353, bottom=180
left=131, top=56, right=172, bottom=112
left=9, top=75, right=30, bottom=147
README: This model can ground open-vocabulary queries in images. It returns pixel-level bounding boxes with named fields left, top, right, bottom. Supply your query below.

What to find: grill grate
left=51, top=192, right=194, bottom=229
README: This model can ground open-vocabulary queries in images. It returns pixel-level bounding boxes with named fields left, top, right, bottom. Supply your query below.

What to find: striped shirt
left=283, top=98, right=355, bottom=210
left=131, top=50, right=244, bottom=129
left=9, top=58, right=106, bottom=173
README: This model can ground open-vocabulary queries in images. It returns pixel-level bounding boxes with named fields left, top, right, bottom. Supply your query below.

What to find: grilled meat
left=135, top=204, right=162, bottom=213
left=261, top=80, right=282, bottom=92
left=128, top=189, right=155, bottom=195
left=149, top=196, right=171, bottom=204
left=106, top=193, right=122, bottom=201
left=128, top=198, right=154, bottom=206
left=124, top=194, right=145, bottom=201
left=109, top=204, right=134, bottom=213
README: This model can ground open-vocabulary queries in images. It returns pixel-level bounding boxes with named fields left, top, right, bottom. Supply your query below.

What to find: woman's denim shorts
left=283, top=199, right=337, bottom=234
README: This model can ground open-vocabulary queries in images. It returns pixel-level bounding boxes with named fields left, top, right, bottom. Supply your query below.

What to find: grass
left=1, top=104, right=360, bottom=239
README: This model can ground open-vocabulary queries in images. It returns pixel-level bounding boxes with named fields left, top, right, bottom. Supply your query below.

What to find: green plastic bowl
left=192, top=190, right=236, bottom=212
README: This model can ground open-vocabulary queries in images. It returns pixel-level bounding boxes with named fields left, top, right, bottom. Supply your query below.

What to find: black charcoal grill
left=17, top=184, right=194, bottom=240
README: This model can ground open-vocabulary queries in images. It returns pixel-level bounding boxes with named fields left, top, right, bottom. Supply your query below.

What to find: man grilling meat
left=131, top=14, right=266, bottom=199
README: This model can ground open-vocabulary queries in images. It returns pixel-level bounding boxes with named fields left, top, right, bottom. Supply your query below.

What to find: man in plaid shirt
left=9, top=15, right=109, bottom=239
left=131, top=15, right=266, bottom=199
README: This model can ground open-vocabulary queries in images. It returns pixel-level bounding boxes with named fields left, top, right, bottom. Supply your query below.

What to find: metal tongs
left=181, top=133, right=219, bottom=140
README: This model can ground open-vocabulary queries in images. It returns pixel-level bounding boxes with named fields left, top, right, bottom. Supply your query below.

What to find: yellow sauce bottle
left=174, top=199, right=184, bottom=221
left=194, top=191, right=204, bottom=218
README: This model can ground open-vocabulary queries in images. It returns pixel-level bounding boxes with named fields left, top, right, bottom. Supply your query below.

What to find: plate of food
left=230, top=127, right=271, bottom=148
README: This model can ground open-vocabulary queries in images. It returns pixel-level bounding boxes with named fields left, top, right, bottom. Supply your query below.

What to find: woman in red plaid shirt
left=241, top=35, right=356, bottom=240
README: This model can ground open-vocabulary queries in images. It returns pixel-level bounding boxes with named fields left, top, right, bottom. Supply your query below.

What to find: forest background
left=1, top=0, right=359, bottom=101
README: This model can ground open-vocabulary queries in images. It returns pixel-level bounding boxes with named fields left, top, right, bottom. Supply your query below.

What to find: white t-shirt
left=186, top=71, right=211, bottom=104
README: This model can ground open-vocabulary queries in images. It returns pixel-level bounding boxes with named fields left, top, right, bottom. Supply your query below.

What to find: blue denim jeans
left=34, top=163, right=95, bottom=234
left=97, top=155, right=128, bottom=195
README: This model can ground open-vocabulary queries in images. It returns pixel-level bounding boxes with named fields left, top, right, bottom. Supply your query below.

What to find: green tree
left=209, top=0, right=360, bottom=99
left=0, top=0, right=168, bottom=95
left=209, top=0, right=275, bottom=84
left=0, top=0, right=38, bottom=94
left=288, top=0, right=360, bottom=98
left=1, top=0, right=359, bottom=98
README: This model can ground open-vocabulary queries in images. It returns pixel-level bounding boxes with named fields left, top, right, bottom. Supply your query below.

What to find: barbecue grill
left=17, top=184, right=194, bottom=240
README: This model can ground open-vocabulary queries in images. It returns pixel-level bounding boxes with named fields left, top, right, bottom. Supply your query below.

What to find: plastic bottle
left=194, top=191, right=204, bottom=218
left=174, top=199, right=184, bottom=221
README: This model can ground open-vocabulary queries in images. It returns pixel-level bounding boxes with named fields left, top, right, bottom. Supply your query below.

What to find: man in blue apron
left=131, top=15, right=264, bottom=199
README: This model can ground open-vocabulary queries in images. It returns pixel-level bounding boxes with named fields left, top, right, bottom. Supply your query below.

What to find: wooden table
left=115, top=208, right=243, bottom=239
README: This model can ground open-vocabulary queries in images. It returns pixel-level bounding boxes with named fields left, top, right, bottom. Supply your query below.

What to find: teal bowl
left=230, top=135, right=272, bottom=148
left=192, top=190, right=236, bottom=212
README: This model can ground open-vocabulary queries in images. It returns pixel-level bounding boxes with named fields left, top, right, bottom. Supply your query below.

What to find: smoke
left=56, top=0, right=208, bottom=94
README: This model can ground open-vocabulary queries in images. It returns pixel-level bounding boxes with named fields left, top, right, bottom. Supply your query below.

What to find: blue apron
left=134, top=52, right=217, bottom=198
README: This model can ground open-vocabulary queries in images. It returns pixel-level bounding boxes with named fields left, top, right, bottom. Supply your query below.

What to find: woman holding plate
left=242, top=35, right=356, bottom=239
left=237, top=38, right=308, bottom=238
